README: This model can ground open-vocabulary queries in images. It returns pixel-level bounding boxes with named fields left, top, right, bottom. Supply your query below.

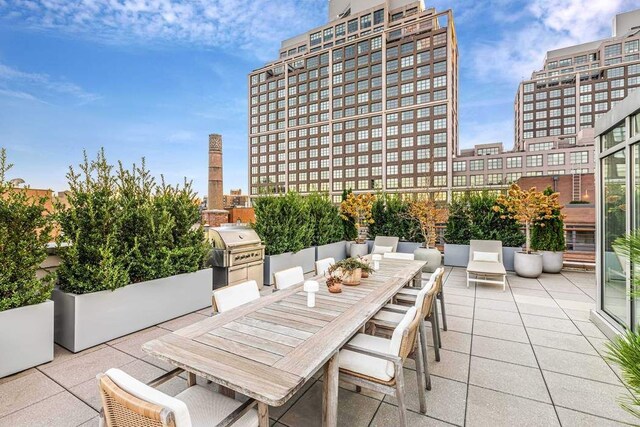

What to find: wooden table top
left=142, top=258, right=426, bottom=406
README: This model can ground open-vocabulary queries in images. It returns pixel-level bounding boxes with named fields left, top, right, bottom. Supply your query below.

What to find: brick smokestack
left=208, top=134, right=223, bottom=210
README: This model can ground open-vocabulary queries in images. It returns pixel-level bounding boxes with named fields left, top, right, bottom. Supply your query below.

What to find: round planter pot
left=541, top=251, right=564, bottom=274
left=342, top=268, right=362, bottom=286
left=514, top=252, right=543, bottom=278
left=350, top=242, right=368, bottom=258
left=414, top=246, right=441, bottom=273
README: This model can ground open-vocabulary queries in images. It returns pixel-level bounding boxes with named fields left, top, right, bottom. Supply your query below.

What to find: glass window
left=602, top=150, right=627, bottom=324
left=603, top=122, right=626, bottom=151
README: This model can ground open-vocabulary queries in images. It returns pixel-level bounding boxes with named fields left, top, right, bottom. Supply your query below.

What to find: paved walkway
left=0, top=267, right=636, bottom=426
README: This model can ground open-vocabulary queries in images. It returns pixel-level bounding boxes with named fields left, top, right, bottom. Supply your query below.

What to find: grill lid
left=208, top=226, right=262, bottom=249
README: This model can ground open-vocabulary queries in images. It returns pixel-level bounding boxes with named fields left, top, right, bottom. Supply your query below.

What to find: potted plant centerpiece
left=0, top=149, right=55, bottom=377
left=328, top=257, right=374, bottom=286
left=408, top=198, right=445, bottom=273
left=340, top=193, right=375, bottom=257
left=494, top=184, right=555, bottom=278
left=531, top=187, right=565, bottom=273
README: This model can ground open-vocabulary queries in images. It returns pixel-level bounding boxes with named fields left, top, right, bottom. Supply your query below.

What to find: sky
left=0, top=0, right=639, bottom=196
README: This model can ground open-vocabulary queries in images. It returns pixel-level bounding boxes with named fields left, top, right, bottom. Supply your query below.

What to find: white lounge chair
left=273, top=266, right=304, bottom=290
left=371, top=236, right=399, bottom=254
left=383, top=252, right=415, bottom=260
left=466, top=240, right=507, bottom=291
left=315, top=257, right=335, bottom=276
left=212, top=280, right=260, bottom=313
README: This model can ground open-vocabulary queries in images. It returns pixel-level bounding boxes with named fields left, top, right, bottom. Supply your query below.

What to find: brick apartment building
left=248, top=0, right=458, bottom=202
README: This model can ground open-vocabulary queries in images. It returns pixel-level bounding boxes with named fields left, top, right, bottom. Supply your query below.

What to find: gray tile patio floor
left=1, top=267, right=636, bottom=426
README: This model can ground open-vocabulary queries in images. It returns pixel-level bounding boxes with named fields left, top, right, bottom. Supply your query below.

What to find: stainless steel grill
left=208, top=226, right=265, bottom=289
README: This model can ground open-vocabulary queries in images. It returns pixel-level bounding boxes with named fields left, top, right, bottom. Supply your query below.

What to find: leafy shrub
left=531, top=187, right=566, bottom=252
left=340, top=189, right=358, bottom=241
left=307, top=193, right=343, bottom=246
left=0, top=149, right=54, bottom=311
left=444, top=192, right=525, bottom=247
left=55, top=150, right=208, bottom=294
left=253, top=192, right=313, bottom=255
left=368, top=194, right=421, bottom=242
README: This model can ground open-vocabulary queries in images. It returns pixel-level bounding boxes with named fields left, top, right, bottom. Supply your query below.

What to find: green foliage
left=0, top=148, right=54, bottom=311
left=368, top=194, right=421, bottom=242
left=253, top=192, right=313, bottom=255
left=55, top=150, right=208, bottom=294
left=307, top=193, right=343, bottom=246
left=606, top=328, right=640, bottom=418
left=531, top=187, right=566, bottom=252
left=341, top=189, right=358, bottom=241
left=613, top=231, right=640, bottom=298
left=444, top=192, right=525, bottom=247
left=328, top=257, right=374, bottom=275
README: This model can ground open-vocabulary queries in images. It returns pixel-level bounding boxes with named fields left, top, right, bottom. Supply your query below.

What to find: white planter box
left=445, top=244, right=518, bottom=271
left=263, top=247, right=316, bottom=286
left=52, top=269, right=212, bottom=353
left=1, top=300, right=54, bottom=377
left=316, top=241, right=347, bottom=262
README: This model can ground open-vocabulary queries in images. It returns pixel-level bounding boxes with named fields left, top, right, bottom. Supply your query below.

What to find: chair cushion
left=371, top=245, right=393, bottom=254
left=467, top=260, right=507, bottom=275
left=176, top=386, right=258, bottom=427
left=473, top=251, right=500, bottom=262
left=373, top=309, right=404, bottom=324
left=213, top=280, right=260, bottom=313
left=339, top=333, right=394, bottom=382
left=388, top=307, right=417, bottom=376
left=105, top=368, right=192, bottom=427
left=383, top=252, right=414, bottom=260
left=274, top=266, right=304, bottom=290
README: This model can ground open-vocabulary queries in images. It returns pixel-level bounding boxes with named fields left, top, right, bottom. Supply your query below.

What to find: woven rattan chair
left=98, top=368, right=262, bottom=427
left=368, top=273, right=438, bottom=391
left=393, top=268, right=444, bottom=361
left=212, top=280, right=261, bottom=314
left=338, top=307, right=425, bottom=426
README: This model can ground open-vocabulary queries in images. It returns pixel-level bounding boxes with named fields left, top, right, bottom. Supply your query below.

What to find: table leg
left=187, top=372, right=196, bottom=387
left=258, top=402, right=269, bottom=427
left=322, top=352, right=339, bottom=427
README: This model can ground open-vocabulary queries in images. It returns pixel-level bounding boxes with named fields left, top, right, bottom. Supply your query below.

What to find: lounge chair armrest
left=342, top=344, right=402, bottom=364
left=214, top=399, right=258, bottom=427
left=146, top=368, right=184, bottom=388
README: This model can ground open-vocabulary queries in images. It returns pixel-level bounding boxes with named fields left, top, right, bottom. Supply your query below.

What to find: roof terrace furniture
left=338, top=307, right=426, bottom=426
left=383, top=252, right=415, bottom=261
left=97, top=368, right=261, bottom=427
left=315, top=257, right=335, bottom=276
left=372, top=236, right=400, bottom=254
left=142, top=256, right=426, bottom=427
left=396, top=267, right=448, bottom=333
left=273, top=266, right=304, bottom=290
left=212, top=280, right=261, bottom=314
left=466, top=240, right=507, bottom=291
left=368, top=272, right=438, bottom=393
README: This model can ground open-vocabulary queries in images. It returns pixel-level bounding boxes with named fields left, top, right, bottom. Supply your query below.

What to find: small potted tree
left=408, top=198, right=445, bottom=272
left=340, top=193, right=375, bottom=257
left=531, top=187, right=565, bottom=273
left=328, top=257, right=374, bottom=286
left=494, top=184, right=555, bottom=278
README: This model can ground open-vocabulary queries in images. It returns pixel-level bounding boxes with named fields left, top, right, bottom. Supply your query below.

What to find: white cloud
left=0, top=62, right=100, bottom=104
left=470, top=0, right=640, bottom=83
left=1, top=0, right=326, bottom=61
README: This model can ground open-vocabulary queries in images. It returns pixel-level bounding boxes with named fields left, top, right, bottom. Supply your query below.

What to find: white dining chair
left=98, top=368, right=261, bottom=427
left=315, top=257, right=335, bottom=276
left=212, top=280, right=261, bottom=313
left=273, top=266, right=304, bottom=290
left=383, top=252, right=415, bottom=260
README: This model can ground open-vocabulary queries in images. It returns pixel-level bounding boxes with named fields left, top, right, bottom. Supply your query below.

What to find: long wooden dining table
left=142, top=257, right=426, bottom=427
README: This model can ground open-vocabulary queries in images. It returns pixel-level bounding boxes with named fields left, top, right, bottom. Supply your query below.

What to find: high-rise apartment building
left=514, top=9, right=640, bottom=150
left=248, top=0, right=457, bottom=202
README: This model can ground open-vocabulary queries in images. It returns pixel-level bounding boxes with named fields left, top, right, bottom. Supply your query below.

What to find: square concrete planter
left=397, top=241, right=422, bottom=254
left=263, top=247, right=316, bottom=286
left=316, top=241, right=347, bottom=262
left=444, top=243, right=519, bottom=271
left=0, top=300, right=54, bottom=377
left=52, top=269, right=212, bottom=353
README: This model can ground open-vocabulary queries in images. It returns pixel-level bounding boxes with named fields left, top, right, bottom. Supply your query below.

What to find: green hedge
left=367, top=194, right=421, bottom=242
left=55, top=150, right=209, bottom=294
left=0, top=149, right=54, bottom=311
left=307, top=193, right=343, bottom=246
left=444, top=192, right=525, bottom=247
